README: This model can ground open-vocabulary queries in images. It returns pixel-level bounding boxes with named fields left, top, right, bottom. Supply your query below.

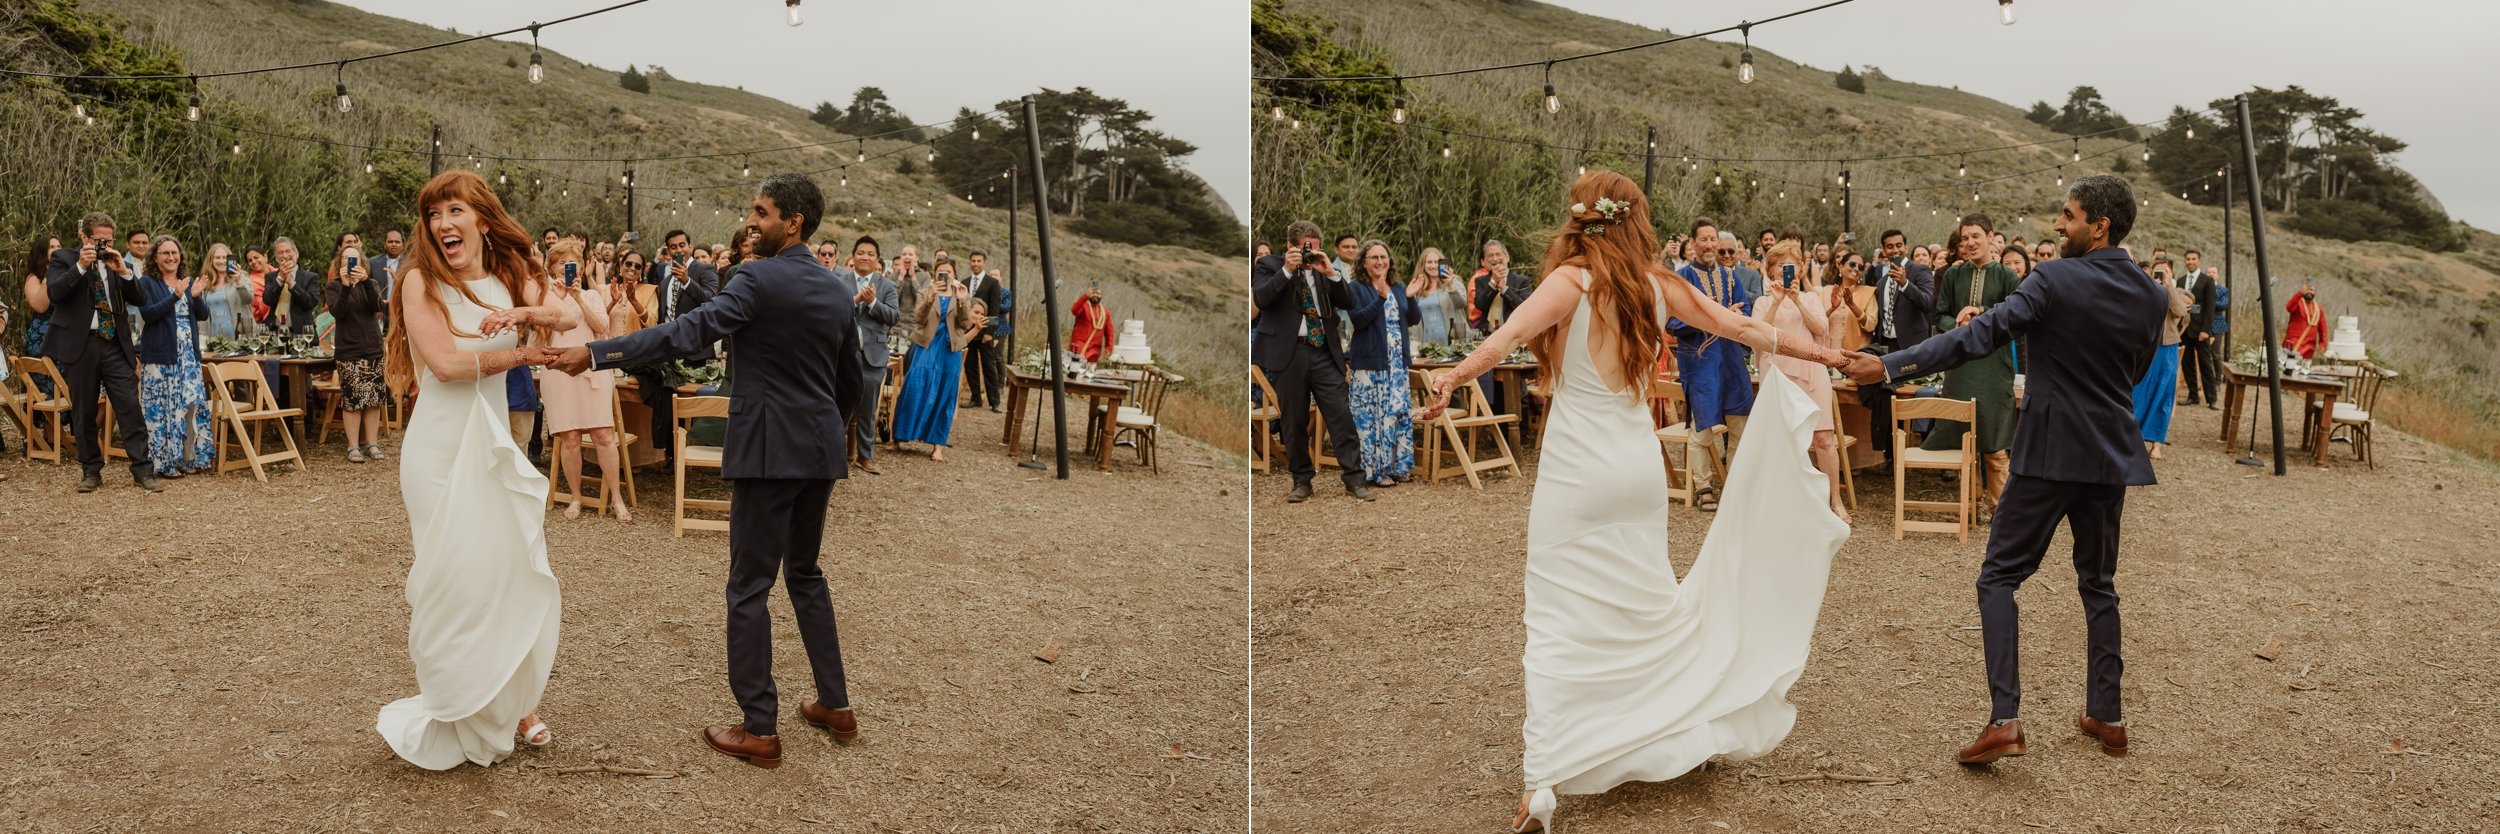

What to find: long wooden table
left=2218, top=365, right=2347, bottom=468
left=1002, top=368, right=1131, bottom=471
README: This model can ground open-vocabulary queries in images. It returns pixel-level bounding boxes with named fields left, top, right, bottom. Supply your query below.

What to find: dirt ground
left=1252, top=401, right=2500, bottom=832
left=0, top=405, right=1245, bottom=833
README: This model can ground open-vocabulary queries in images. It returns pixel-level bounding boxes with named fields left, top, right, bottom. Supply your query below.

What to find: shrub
left=1835, top=65, right=1865, bottom=94
left=619, top=65, right=649, bottom=94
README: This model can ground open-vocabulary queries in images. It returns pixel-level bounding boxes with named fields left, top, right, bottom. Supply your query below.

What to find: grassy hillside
left=19, top=0, right=1246, bottom=452
left=1257, top=0, right=2500, bottom=462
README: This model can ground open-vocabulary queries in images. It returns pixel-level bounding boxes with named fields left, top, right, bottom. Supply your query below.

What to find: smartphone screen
left=563, top=262, right=578, bottom=285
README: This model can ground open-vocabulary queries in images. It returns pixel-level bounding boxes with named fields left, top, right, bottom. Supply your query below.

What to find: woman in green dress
left=1925, top=215, right=2022, bottom=512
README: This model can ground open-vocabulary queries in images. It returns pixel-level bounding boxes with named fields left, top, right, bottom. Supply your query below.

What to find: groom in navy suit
left=551, top=173, right=866, bottom=769
left=1844, top=175, right=2170, bottom=765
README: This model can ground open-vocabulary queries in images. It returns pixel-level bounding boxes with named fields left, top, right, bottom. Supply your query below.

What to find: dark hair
left=2001, top=246, right=2034, bottom=276
left=1879, top=229, right=1905, bottom=245
left=126, top=228, right=150, bottom=241
left=1335, top=233, right=1359, bottom=246
left=664, top=229, right=688, bottom=245
left=80, top=212, right=116, bottom=238
left=541, top=226, right=558, bottom=237
left=2183, top=248, right=2201, bottom=257
left=245, top=246, right=265, bottom=258
left=1284, top=220, right=1323, bottom=245
left=851, top=234, right=881, bottom=257
left=1757, top=228, right=1776, bottom=240
left=967, top=249, right=986, bottom=260
left=25, top=233, right=59, bottom=279
left=1957, top=212, right=1997, bottom=235
left=756, top=173, right=825, bottom=241
left=1690, top=216, right=1718, bottom=236
left=2065, top=174, right=2136, bottom=246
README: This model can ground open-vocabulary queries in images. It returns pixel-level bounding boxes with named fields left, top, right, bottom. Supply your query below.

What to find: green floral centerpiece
left=671, top=359, right=727, bottom=387
left=206, top=332, right=298, bottom=357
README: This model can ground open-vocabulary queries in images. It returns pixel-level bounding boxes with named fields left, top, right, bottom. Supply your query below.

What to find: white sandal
left=519, top=717, right=553, bottom=747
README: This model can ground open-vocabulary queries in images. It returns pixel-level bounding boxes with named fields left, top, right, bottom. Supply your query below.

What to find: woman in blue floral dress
left=134, top=236, right=215, bottom=476
left=1345, top=240, right=1417, bottom=486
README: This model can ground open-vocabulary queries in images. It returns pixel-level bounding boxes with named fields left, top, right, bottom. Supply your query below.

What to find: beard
left=751, top=224, right=784, bottom=258
left=2059, top=234, right=2091, bottom=259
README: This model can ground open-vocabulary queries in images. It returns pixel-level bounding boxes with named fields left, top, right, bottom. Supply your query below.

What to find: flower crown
left=1571, top=197, right=1632, bottom=237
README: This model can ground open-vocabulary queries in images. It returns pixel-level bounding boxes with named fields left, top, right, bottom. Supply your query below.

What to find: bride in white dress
left=374, top=169, right=577, bottom=769
left=1418, top=172, right=1855, bottom=831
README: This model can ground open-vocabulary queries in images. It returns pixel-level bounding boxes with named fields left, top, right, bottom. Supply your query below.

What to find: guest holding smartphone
left=325, top=241, right=389, bottom=463
left=538, top=240, right=624, bottom=520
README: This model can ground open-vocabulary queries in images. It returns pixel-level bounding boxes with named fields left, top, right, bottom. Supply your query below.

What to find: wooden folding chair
left=2328, top=361, right=2391, bottom=469
left=10, top=357, right=69, bottom=463
left=673, top=395, right=731, bottom=537
left=1892, top=397, right=1977, bottom=542
left=1113, top=369, right=1174, bottom=473
left=313, top=375, right=343, bottom=445
left=1249, top=364, right=1282, bottom=474
left=1649, top=378, right=1701, bottom=507
left=1835, top=433, right=1860, bottom=513
left=207, top=360, right=305, bottom=481
left=99, top=397, right=131, bottom=463
left=548, top=386, right=641, bottom=515
left=1415, top=368, right=1521, bottom=489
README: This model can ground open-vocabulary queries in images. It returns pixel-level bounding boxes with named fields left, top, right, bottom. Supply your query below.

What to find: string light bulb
left=856, top=141, right=865, bottom=163
left=742, top=160, right=751, bottom=177
left=498, top=172, right=507, bottom=185
left=528, top=25, right=544, bottom=84
left=2055, top=169, right=2064, bottom=187
left=786, top=0, right=803, bottom=27
left=187, top=89, right=201, bottom=122
left=840, top=173, right=848, bottom=187
left=2142, top=147, right=2152, bottom=162
left=1269, top=106, right=1283, bottom=122
left=2186, top=126, right=2195, bottom=139
left=1999, top=0, right=2016, bottom=26
left=1392, top=94, right=1407, bottom=125
left=972, top=123, right=981, bottom=140
left=1713, top=172, right=1722, bottom=186
left=74, top=103, right=87, bottom=120
left=365, top=162, right=374, bottom=174
left=2071, top=139, right=2080, bottom=163
left=1441, top=141, right=1452, bottom=158
left=231, top=139, right=242, bottom=155
left=1958, top=157, right=1967, bottom=177
left=1542, top=62, right=1559, bottom=114
left=335, top=63, right=352, bottom=114
left=1737, top=23, right=1755, bottom=84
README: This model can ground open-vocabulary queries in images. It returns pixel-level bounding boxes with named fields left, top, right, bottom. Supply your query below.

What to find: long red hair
left=1530, top=170, right=1666, bottom=403
left=384, top=169, right=548, bottom=395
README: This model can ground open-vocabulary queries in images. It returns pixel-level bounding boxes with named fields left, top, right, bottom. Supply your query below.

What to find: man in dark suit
left=961, top=250, right=1007, bottom=411
left=1252, top=220, right=1373, bottom=503
left=651, top=228, right=724, bottom=296
left=1468, top=239, right=1532, bottom=335
left=267, top=237, right=323, bottom=335
left=1844, top=175, right=2170, bottom=766
left=553, top=173, right=865, bottom=769
left=47, top=212, right=160, bottom=493
left=2176, top=249, right=2219, bottom=407
left=834, top=236, right=899, bottom=475
left=1862, top=228, right=1938, bottom=458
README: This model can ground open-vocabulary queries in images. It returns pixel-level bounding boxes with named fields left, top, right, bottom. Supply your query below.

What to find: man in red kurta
left=1068, top=286, right=1111, bottom=362
left=2282, top=283, right=2324, bottom=359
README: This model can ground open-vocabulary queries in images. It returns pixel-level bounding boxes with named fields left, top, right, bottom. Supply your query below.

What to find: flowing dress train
left=1520, top=269, right=1849, bottom=794
left=375, top=276, right=562, bottom=769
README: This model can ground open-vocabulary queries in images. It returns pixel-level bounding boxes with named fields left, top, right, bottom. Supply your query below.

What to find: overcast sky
left=1550, top=0, right=2500, bottom=230
left=333, top=0, right=1246, bottom=218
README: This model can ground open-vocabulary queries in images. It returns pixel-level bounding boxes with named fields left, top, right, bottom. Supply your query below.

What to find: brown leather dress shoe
left=1957, top=719, right=2027, bottom=764
left=801, top=701, right=860, bottom=744
left=702, top=724, right=783, bottom=768
left=2077, top=712, right=2129, bottom=756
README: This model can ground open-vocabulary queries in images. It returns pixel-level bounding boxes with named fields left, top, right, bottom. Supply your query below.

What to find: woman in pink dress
left=536, top=240, right=625, bottom=521
left=1753, top=240, right=1848, bottom=519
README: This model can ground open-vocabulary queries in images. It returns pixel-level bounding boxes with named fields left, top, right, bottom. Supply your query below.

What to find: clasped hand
left=1415, top=379, right=1456, bottom=421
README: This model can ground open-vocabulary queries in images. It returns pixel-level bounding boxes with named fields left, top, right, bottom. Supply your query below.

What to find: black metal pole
left=1641, top=124, right=1656, bottom=198
left=1007, top=166, right=1020, bottom=361
left=1023, top=96, right=1071, bottom=479
left=429, top=123, right=441, bottom=175
left=2234, top=94, right=2288, bottom=475
left=1841, top=164, right=1853, bottom=245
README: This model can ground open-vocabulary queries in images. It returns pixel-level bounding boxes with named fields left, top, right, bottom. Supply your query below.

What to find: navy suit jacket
left=649, top=257, right=722, bottom=298
left=45, top=248, right=149, bottom=365
left=1251, top=254, right=1359, bottom=371
left=832, top=268, right=900, bottom=366
left=1880, top=246, right=2169, bottom=486
left=1871, top=261, right=1937, bottom=350
left=134, top=277, right=209, bottom=364
left=589, top=243, right=863, bottom=481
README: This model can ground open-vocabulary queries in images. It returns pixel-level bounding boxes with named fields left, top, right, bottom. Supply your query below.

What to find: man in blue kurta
left=1665, top=217, right=1755, bottom=506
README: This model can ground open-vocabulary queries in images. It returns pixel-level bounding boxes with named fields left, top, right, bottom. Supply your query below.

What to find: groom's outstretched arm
left=1878, top=271, right=2050, bottom=383
left=588, top=272, right=756, bottom=371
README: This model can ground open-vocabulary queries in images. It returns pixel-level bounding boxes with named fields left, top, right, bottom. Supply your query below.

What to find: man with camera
left=47, top=212, right=159, bottom=493
left=649, top=229, right=723, bottom=297
left=1861, top=228, right=1937, bottom=461
left=1253, top=220, right=1372, bottom=503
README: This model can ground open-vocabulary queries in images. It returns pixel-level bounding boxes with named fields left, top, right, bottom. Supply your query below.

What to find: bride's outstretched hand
left=1415, top=377, right=1456, bottom=421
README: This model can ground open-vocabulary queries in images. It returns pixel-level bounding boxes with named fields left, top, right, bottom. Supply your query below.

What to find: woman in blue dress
left=1345, top=240, right=1414, bottom=486
left=134, top=236, right=215, bottom=476
left=890, top=262, right=984, bottom=461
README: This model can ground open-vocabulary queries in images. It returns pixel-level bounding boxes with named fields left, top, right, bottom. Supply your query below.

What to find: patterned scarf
left=90, top=264, right=116, bottom=340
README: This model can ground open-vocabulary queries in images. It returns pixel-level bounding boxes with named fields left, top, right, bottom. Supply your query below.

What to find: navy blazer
left=1251, top=254, right=1360, bottom=371
left=44, top=247, right=150, bottom=365
left=648, top=257, right=722, bottom=297
left=1342, top=280, right=1408, bottom=372
left=590, top=243, right=863, bottom=481
left=134, top=277, right=209, bottom=365
left=1880, top=246, right=2170, bottom=486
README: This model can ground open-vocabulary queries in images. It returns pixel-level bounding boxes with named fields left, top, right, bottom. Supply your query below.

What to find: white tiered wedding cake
left=1110, top=319, right=1152, bottom=364
left=2324, top=315, right=2367, bottom=361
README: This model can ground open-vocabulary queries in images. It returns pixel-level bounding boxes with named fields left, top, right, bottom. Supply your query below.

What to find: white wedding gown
left=375, top=276, right=562, bottom=770
left=1520, top=270, right=1849, bottom=794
